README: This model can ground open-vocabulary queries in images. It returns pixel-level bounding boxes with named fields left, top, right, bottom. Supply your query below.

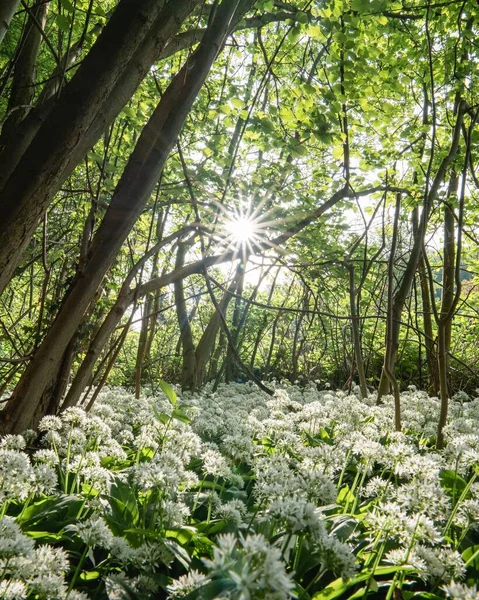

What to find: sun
left=224, top=216, right=256, bottom=245
left=213, top=196, right=293, bottom=256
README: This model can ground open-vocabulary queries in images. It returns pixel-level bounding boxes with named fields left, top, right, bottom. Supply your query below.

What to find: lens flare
left=224, top=216, right=256, bottom=244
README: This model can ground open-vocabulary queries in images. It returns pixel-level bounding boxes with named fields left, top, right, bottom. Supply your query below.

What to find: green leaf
left=260, top=118, right=275, bottom=134
left=312, top=566, right=415, bottom=600
left=291, top=144, right=307, bottom=157
left=59, top=0, right=74, bottom=11
left=462, top=544, right=479, bottom=569
left=439, top=469, right=469, bottom=501
left=159, top=380, right=178, bottom=407
left=296, top=11, right=309, bottom=24
left=230, top=97, right=243, bottom=109
left=56, top=14, right=71, bottom=32
left=337, top=484, right=356, bottom=505
left=26, top=531, right=62, bottom=542
left=171, top=408, right=190, bottom=424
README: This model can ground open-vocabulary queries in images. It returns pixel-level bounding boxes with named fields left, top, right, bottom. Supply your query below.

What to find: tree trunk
left=0, top=0, right=19, bottom=48
left=0, top=0, right=199, bottom=294
left=379, top=193, right=402, bottom=431
left=174, top=243, right=197, bottom=390
left=436, top=173, right=461, bottom=448
left=2, top=0, right=48, bottom=135
left=196, top=265, right=242, bottom=387
left=348, top=264, right=368, bottom=398
left=0, top=0, right=241, bottom=433
left=224, top=264, right=245, bottom=382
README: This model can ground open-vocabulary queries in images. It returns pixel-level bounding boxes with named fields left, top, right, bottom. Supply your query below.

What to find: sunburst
left=214, top=195, right=294, bottom=258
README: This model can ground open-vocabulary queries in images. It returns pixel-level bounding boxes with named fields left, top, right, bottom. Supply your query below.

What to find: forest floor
left=0, top=382, right=478, bottom=599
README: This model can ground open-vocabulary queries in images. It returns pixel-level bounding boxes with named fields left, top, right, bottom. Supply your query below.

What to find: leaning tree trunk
left=195, top=264, right=242, bottom=387
left=0, top=0, right=200, bottom=295
left=0, top=0, right=243, bottom=433
left=2, top=0, right=49, bottom=135
left=0, top=0, right=19, bottom=48
left=436, top=169, right=465, bottom=448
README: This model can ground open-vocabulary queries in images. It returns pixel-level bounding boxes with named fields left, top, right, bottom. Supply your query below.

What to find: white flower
left=203, top=533, right=294, bottom=599
left=0, top=450, right=34, bottom=501
left=443, top=582, right=479, bottom=600
left=167, top=570, right=206, bottom=598
left=33, top=449, right=59, bottom=465
left=12, top=545, right=69, bottom=597
left=68, top=516, right=113, bottom=548
left=109, top=537, right=136, bottom=565
left=201, top=447, right=233, bottom=479
left=61, top=407, right=88, bottom=427
left=0, top=579, right=27, bottom=599
left=0, top=435, right=26, bottom=451
left=214, top=499, right=247, bottom=526
left=32, top=464, right=58, bottom=495
left=265, top=498, right=326, bottom=539
left=159, top=499, right=191, bottom=529
left=67, top=591, right=91, bottom=600
left=0, top=517, right=34, bottom=558
left=38, top=415, right=63, bottom=432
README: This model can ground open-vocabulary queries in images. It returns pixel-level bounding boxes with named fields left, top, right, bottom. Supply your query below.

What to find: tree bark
left=174, top=243, right=197, bottom=390
left=348, top=264, right=368, bottom=398
left=379, top=193, right=402, bottom=431
left=0, top=0, right=19, bottom=48
left=2, top=0, right=48, bottom=135
left=196, top=266, right=242, bottom=387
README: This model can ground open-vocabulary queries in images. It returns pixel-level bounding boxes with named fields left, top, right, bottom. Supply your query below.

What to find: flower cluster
left=0, top=382, right=477, bottom=599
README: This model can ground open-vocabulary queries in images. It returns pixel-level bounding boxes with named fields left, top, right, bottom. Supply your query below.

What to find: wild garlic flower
left=31, top=464, right=58, bottom=495
left=67, top=591, right=91, bottom=600
left=159, top=499, right=191, bottom=529
left=132, top=541, right=173, bottom=569
left=0, top=450, right=35, bottom=502
left=38, top=415, right=62, bottom=432
left=68, top=516, right=113, bottom=549
left=12, top=545, right=69, bottom=598
left=364, top=502, right=409, bottom=540
left=0, top=435, right=26, bottom=451
left=264, top=498, right=326, bottom=538
left=317, top=534, right=357, bottom=580
left=33, top=449, right=59, bottom=465
left=454, top=498, right=479, bottom=530
left=0, top=517, right=34, bottom=558
left=109, top=537, right=136, bottom=566
left=201, top=447, right=233, bottom=479
left=61, top=407, right=88, bottom=427
left=214, top=499, right=247, bottom=526
left=414, top=545, right=465, bottom=581
left=132, top=452, right=185, bottom=495
left=443, top=582, right=479, bottom=600
left=0, top=579, right=27, bottom=600
left=167, top=569, right=206, bottom=598
left=203, top=533, right=294, bottom=600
